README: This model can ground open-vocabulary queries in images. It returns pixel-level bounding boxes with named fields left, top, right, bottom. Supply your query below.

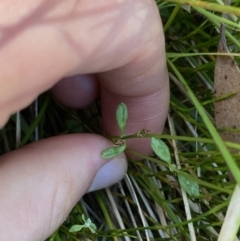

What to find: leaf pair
left=151, top=137, right=199, bottom=197
left=101, top=103, right=128, bottom=159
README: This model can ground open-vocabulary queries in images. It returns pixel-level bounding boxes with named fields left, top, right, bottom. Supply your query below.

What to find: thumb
left=0, top=134, right=127, bottom=241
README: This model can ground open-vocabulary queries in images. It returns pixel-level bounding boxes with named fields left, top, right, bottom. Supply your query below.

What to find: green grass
left=2, top=1, right=240, bottom=240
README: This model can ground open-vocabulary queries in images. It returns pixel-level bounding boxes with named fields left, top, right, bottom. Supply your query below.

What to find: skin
left=0, top=0, right=169, bottom=240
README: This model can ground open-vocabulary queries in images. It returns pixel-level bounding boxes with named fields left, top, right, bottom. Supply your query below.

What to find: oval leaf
left=101, top=142, right=126, bottom=159
left=178, top=173, right=199, bottom=197
left=151, top=137, right=171, bottom=164
left=116, top=103, right=128, bottom=134
left=69, top=225, right=83, bottom=233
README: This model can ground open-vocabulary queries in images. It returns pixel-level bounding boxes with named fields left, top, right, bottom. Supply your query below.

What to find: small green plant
left=101, top=102, right=200, bottom=197
left=100, top=102, right=128, bottom=159
left=69, top=214, right=97, bottom=234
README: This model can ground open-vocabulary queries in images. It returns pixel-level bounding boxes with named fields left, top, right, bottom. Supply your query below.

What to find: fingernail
left=87, top=158, right=127, bottom=193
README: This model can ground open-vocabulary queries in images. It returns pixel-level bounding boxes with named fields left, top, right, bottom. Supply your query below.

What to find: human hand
left=0, top=0, right=169, bottom=240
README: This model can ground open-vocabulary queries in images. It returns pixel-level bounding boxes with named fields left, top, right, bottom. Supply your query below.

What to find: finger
left=0, top=0, right=166, bottom=127
left=0, top=134, right=127, bottom=241
left=51, top=74, right=99, bottom=108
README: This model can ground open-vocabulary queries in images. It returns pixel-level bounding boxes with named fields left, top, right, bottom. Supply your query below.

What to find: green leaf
left=151, top=137, right=171, bottom=164
left=178, top=173, right=200, bottom=197
left=116, top=103, right=128, bottom=134
left=69, top=224, right=84, bottom=233
left=101, top=142, right=126, bottom=159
